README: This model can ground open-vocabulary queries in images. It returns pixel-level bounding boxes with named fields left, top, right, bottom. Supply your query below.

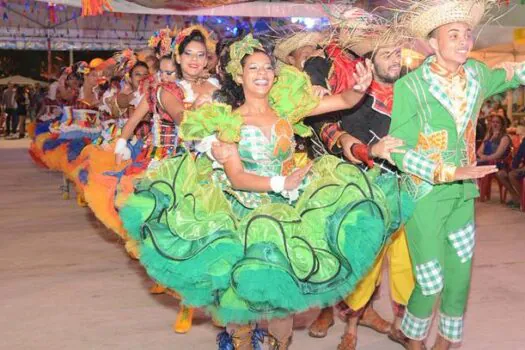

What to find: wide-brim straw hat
left=400, top=0, right=497, bottom=39
left=274, top=31, right=326, bottom=62
left=341, top=26, right=406, bottom=56
left=334, top=8, right=405, bottom=56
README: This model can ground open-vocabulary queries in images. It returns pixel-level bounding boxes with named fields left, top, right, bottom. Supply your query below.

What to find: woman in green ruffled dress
left=119, top=34, right=411, bottom=349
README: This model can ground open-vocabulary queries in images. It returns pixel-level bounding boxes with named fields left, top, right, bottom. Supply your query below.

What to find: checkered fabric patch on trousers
left=415, top=259, right=443, bottom=296
left=447, top=222, right=475, bottom=263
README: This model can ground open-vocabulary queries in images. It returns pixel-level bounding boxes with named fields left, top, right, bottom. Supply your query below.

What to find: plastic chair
left=521, top=178, right=525, bottom=212
left=478, top=173, right=506, bottom=203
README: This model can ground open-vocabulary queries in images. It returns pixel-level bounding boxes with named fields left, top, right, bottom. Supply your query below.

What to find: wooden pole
left=507, top=90, right=513, bottom=125
left=47, top=37, right=52, bottom=82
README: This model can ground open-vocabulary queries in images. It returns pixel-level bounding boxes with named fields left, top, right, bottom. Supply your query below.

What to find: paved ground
left=1, top=139, right=524, bottom=349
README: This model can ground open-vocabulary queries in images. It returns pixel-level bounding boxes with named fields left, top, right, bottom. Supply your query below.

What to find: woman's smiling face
left=240, top=51, right=275, bottom=98
left=178, top=40, right=208, bottom=79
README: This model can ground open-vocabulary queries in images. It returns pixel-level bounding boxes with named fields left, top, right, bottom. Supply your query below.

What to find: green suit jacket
left=389, top=57, right=525, bottom=201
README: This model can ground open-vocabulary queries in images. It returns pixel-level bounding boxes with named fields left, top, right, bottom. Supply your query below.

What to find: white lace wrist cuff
left=270, top=176, right=286, bottom=193
left=114, top=138, right=127, bottom=155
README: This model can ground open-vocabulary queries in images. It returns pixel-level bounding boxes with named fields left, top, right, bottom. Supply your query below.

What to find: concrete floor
left=1, top=139, right=524, bottom=350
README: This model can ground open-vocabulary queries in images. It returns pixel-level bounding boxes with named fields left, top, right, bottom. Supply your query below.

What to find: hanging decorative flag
left=48, top=2, right=58, bottom=25
left=81, top=0, right=113, bottom=16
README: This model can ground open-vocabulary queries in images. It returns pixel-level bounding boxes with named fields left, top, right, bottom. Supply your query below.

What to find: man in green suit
left=387, top=1, right=525, bottom=349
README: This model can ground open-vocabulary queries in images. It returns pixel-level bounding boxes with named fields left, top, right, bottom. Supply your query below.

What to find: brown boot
left=388, top=324, right=410, bottom=349
left=308, top=307, right=334, bottom=338
left=337, top=333, right=357, bottom=350
left=358, top=306, right=391, bottom=334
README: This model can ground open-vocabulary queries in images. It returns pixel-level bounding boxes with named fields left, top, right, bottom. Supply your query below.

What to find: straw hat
left=274, top=31, right=325, bottom=63
left=399, top=0, right=497, bottom=39
left=340, top=26, right=405, bottom=56
left=334, top=8, right=405, bottom=57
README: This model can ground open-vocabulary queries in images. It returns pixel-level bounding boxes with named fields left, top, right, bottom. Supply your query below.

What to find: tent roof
left=0, top=75, right=49, bottom=86
left=37, top=0, right=376, bottom=17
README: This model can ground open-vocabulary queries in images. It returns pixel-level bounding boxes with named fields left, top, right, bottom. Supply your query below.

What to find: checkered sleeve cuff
left=401, top=310, right=432, bottom=341
left=320, top=122, right=345, bottom=154
left=402, top=149, right=438, bottom=184
left=438, top=313, right=464, bottom=343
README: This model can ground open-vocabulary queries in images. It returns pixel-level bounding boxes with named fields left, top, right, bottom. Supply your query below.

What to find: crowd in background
left=0, top=83, right=48, bottom=138
left=476, top=98, right=525, bottom=209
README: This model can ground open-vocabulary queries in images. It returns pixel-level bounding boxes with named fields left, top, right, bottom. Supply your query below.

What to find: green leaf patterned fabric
left=120, top=152, right=413, bottom=324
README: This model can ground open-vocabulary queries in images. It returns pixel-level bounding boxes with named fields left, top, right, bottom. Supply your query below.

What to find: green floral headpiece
left=225, top=34, right=264, bottom=78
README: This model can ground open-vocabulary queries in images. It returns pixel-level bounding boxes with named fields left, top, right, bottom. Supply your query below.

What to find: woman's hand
left=192, top=94, right=213, bottom=109
left=211, top=141, right=235, bottom=164
left=312, top=85, right=330, bottom=98
left=284, top=162, right=313, bottom=190
left=353, top=59, right=373, bottom=93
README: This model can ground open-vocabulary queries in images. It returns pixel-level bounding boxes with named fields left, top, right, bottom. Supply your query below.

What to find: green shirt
left=389, top=57, right=525, bottom=201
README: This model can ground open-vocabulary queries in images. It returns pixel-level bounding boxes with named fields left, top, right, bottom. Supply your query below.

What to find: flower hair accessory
left=173, top=25, right=215, bottom=61
left=113, top=49, right=138, bottom=76
left=225, top=34, right=264, bottom=78
left=76, top=61, right=90, bottom=75
left=148, top=27, right=175, bottom=57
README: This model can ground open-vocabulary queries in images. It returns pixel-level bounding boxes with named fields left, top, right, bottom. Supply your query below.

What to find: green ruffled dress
left=119, top=66, right=413, bottom=324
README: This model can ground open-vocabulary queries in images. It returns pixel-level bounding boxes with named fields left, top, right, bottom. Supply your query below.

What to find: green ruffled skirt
left=119, top=153, right=413, bottom=324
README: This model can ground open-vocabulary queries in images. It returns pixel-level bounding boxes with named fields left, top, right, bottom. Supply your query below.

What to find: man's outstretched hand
left=454, top=165, right=498, bottom=181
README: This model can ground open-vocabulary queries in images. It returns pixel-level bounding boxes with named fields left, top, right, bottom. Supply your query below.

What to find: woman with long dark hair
left=174, top=26, right=220, bottom=110
left=84, top=30, right=216, bottom=335
left=119, top=34, right=410, bottom=349
left=68, top=59, right=151, bottom=206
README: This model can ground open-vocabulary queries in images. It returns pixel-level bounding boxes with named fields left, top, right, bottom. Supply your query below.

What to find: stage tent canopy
left=3, top=0, right=524, bottom=57
left=1, top=0, right=359, bottom=51
left=0, top=75, right=49, bottom=86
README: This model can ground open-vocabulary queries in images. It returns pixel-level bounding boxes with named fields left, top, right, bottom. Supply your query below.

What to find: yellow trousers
left=345, top=227, right=414, bottom=311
